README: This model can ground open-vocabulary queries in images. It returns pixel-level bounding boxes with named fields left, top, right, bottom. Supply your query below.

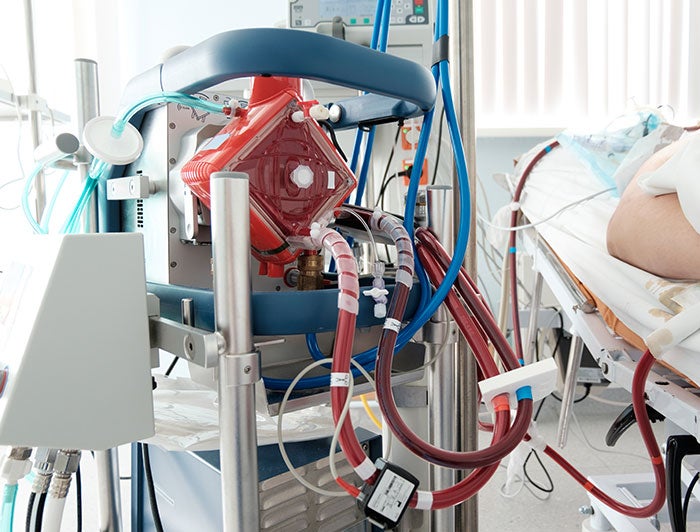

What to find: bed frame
left=521, top=226, right=700, bottom=532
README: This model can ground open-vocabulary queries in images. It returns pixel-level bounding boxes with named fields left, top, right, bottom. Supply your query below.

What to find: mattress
left=513, top=141, right=700, bottom=384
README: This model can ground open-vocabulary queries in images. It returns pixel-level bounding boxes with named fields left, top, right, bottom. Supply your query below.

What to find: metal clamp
left=219, top=352, right=260, bottom=386
left=149, top=316, right=220, bottom=368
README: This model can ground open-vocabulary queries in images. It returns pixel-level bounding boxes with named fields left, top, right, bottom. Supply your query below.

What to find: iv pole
left=449, top=0, right=479, bottom=530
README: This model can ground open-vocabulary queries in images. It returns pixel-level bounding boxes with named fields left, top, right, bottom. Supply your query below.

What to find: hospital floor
left=477, top=384, right=691, bottom=532
left=20, top=385, right=695, bottom=531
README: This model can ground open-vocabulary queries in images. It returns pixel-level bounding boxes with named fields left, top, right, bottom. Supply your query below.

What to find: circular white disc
left=82, top=115, right=144, bottom=166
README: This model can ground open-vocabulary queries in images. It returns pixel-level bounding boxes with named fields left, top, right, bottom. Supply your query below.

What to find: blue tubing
left=353, top=127, right=375, bottom=205
left=265, top=0, right=471, bottom=392
left=0, top=483, right=17, bottom=532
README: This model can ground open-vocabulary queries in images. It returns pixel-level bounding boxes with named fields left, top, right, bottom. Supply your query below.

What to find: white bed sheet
left=514, top=142, right=700, bottom=382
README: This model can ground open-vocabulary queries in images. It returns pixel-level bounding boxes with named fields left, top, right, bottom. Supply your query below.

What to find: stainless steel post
left=74, top=58, right=123, bottom=532
left=22, top=0, right=45, bottom=219
left=557, top=334, right=584, bottom=448
left=210, top=171, right=260, bottom=531
left=426, top=186, right=456, bottom=531
left=75, top=59, right=100, bottom=232
left=524, top=272, right=544, bottom=365
left=449, top=0, right=479, bottom=529
left=94, top=450, right=123, bottom=532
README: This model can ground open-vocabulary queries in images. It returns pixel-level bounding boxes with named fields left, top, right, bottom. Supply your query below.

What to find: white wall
left=0, top=0, right=288, bottom=263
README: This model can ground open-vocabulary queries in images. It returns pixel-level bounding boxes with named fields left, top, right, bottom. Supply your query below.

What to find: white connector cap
left=309, top=104, right=330, bottom=121
left=291, top=165, right=314, bottom=189
left=479, top=358, right=558, bottom=411
left=0, top=456, right=32, bottom=483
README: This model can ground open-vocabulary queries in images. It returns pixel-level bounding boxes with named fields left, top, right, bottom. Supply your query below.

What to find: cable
left=480, top=187, right=615, bottom=232
left=320, top=121, right=347, bottom=161
left=523, top=450, right=554, bottom=494
left=360, top=395, right=383, bottom=430
left=374, top=125, right=402, bottom=210
left=75, top=467, right=82, bottom=532
left=33, top=493, right=46, bottom=532
left=141, top=444, right=164, bottom=532
left=0, top=178, right=23, bottom=211
left=276, top=357, right=355, bottom=498
left=586, top=393, right=631, bottom=408
left=25, top=492, right=35, bottom=532
left=550, top=383, right=591, bottom=404
left=334, top=206, right=378, bottom=263
left=570, top=411, right=647, bottom=462
left=164, top=356, right=179, bottom=377
left=430, top=107, right=446, bottom=185
left=683, top=471, right=700, bottom=526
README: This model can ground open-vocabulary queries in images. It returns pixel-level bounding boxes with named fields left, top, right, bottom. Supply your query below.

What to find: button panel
left=289, top=0, right=429, bottom=28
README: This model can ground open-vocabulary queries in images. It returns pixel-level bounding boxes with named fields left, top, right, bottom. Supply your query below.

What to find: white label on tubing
left=356, top=456, right=376, bottom=480
left=383, top=318, right=402, bottom=333
left=414, top=490, right=433, bottom=510
left=330, top=372, right=350, bottom=387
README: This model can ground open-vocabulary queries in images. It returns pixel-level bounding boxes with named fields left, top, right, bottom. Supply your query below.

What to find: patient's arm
left=606, top=134, right=700, bottom=280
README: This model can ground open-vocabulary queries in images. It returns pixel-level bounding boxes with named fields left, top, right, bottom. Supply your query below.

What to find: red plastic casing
left=181, top=77, right=356, bottom=270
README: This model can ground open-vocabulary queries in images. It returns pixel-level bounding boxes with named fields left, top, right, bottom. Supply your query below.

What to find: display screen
left=319, top=0, right=377, bottom=20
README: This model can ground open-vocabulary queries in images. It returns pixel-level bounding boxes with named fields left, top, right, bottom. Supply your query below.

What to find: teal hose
left=40, top=170, right=72, bottom=232
left=0, top=483, right=17, bottom=532
left=22, top=153, right=65, bottom=234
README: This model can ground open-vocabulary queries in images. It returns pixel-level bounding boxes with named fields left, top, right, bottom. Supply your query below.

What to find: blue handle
left=121, top=28, right=436, bottom=114
left=330, top=94, right=423, bottom=130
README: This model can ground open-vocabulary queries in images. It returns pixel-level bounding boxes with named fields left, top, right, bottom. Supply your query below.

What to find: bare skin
left=607, top=133, right=700, bottom=280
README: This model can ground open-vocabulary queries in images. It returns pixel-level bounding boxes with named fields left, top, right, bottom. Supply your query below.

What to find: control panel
left=289, top=0, right=428, bottom=28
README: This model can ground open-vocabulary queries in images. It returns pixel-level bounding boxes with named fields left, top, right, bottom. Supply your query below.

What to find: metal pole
left=74, top=58, right=125, bottom=532
left=94, top=450, right=123, bottom=532
left=524, top=272, right=544, bottom=365
left=22, top=0, right=45, bottom=219
left=75, top=59, right=100, bottom=232
left=210, top=171, right=260, bottom=531
left=557, top=334, right=584, bottom=448
left=426, top=185, right=456, bottom=531
left=449, top=0, right=479, bottom=529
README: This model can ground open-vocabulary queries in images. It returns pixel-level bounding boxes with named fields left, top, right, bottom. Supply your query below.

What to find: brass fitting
left=297, top=252, right=324, bottom=291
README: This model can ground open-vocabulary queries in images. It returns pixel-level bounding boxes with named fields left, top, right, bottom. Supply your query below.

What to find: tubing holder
left=479, top=358, right=558, bottom=411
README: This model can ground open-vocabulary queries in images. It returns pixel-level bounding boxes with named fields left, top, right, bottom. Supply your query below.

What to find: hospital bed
left=508, top=139, right=700, bottom=532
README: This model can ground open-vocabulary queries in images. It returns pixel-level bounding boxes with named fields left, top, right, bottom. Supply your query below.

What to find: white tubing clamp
left=479, top=358, right=558, bottom=411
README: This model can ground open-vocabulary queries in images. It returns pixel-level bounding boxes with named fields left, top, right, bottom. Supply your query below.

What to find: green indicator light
left=415, top=6, right=424, bottom=13
left=350, top=18, right=357, bottom=24
left=363, top=17, right=370, bottom=24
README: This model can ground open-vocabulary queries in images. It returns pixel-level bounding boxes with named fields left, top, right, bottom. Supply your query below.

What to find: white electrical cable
left=586, top=393, right=632, bottom=408
left=276, top=358, right=355, bottom=498
left=570, top=411, right=647, bottom=461
left=328, top=359, right=378, bottom=484
left=479, top=187, right=616, bottom=232
left=0, top=63, right=25, bottom=210
left=41, top=495, right=67, bottom=532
